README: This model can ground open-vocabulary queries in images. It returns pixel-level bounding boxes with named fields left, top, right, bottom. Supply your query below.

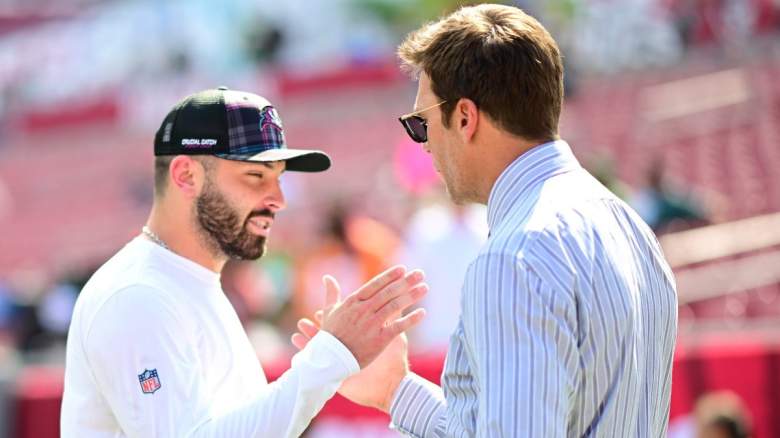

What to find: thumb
left=322, top=275, right=341, bottom=308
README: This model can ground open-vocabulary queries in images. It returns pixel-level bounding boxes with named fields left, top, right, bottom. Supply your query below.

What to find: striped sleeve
left=461, top=252, right=577, bottom=437
left=389, top=252, right=579, bottom=437
left=389, top=373, right=447, bottom=437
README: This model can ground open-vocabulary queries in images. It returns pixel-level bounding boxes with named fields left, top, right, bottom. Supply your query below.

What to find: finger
left=291, top=333, right=310, bottom=350
left=323, top=275, right=342, bottom=308
left=368, top=270, right=425, bottom=313
left=375, top=283, right=428, bottom=323
left=355, top=265, right=407, bottom=301
left=384, top=308, right=426, bottom=339
left=314, top=310, right=324, bottom=325
left=297, top=318, right=320, bottom=339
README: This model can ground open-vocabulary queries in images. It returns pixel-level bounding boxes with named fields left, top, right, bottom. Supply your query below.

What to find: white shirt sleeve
left=83, top=285, right=358, bottom=438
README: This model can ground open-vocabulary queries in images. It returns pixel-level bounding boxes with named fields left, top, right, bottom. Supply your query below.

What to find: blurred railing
left=663, top=212, right=780, bottom=304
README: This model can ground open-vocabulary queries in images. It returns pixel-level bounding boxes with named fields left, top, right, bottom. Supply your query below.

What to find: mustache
left=247, top=209, right=275, bottom=220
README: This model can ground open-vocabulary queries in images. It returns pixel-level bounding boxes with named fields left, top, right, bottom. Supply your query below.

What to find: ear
left=169, top=156, right=204, bottom=198
left=454, top=98, right=479, bottom=142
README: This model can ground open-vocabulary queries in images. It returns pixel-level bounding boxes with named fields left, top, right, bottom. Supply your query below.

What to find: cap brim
left=216, top=148, right=331, bottom=172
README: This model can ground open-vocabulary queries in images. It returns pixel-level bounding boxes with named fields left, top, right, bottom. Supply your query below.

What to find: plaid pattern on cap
left=155, top=87, right=330, bottom=172
left=225, top=103, right=286, bottom=155
left=215, top=90, right=287, bottom=160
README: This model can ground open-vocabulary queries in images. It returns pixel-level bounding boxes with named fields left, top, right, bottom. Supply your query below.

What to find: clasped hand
left=291, top=265, right=427, bottom=412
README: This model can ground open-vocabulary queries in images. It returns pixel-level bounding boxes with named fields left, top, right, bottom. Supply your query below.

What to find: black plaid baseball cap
left=154, top=87, right=331, bottom=172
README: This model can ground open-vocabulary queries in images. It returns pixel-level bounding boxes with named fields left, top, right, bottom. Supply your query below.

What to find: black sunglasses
left=398, top=101, right=447, bottom=143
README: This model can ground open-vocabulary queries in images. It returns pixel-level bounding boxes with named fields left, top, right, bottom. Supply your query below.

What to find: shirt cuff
left=389, top=373, right=446, bottom=437
left=314, top=330, right=360, bottom=376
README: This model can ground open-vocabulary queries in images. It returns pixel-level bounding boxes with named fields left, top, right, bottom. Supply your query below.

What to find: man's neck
left=145, top=203, right=225, bottom=273
left=474, top=135, right=545, bottom=204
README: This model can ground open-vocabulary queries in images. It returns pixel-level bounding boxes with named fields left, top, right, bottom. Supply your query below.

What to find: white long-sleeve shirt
left=61, top=237, right=358, bottom=437
left=390, top=140, right=678, bottom=437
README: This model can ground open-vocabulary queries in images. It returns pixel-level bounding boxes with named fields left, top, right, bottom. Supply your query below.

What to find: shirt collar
left=486, top=140, right=581, bottom=232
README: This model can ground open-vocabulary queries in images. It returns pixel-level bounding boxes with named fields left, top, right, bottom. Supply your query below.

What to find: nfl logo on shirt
left=138, top=369, right=161, bottom=394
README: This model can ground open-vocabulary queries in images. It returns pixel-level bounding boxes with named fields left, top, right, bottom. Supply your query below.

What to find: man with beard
left=60, top=87, right=428, bottom=438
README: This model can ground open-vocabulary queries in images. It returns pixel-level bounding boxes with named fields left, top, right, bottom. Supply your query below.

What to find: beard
left=195, top=180, right=272, bottom=260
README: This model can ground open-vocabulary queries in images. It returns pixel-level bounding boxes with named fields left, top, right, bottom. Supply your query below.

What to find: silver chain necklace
left=142, top=226, right=169, bottom=250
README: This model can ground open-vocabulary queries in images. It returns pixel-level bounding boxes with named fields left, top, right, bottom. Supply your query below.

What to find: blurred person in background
left=631, top=157, right=711, bottom=233
left=220, top=258, right=290, bottom=329
left=293, top=205, right=367, bottom=322
left=395, top=194, right=487, bottom=354
left=60, top=87, right=428, bottom=438
left=668, top=390, right=752, bottom=438
left=220, top=259, right=290, bottom=365
left=0, top=282, right=19, bottom=344
left=0, top=284, right=20, bottom=438
left=294, top=4, right=677, bottom=436
left=35, top=281, right=78, bottom=346
left=292, top=204, right=400, bottom=325
left=0, top=282, right=22, bottom=364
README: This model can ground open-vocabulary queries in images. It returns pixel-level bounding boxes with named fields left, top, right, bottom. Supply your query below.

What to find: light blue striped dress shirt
left=390, top=140, right=678, bottom=437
